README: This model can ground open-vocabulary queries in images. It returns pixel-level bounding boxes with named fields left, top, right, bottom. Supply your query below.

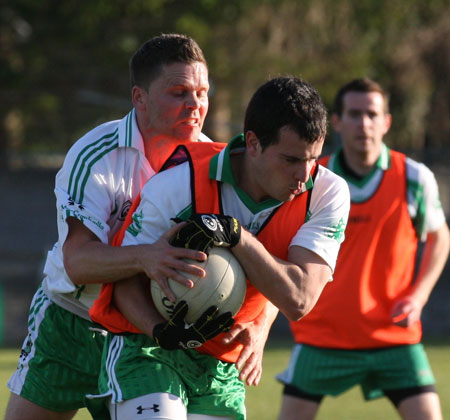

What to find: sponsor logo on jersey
left=127, top=209, right=144, bottom=237
left=324, top=217, right=347, bottom=242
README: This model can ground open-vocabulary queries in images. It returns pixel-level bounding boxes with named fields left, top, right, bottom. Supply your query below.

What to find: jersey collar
left=331, top=143, right=391, bottom=178
left=209, top=133, right=243, bottom=184
left=117, top=109, right=145, bottom=154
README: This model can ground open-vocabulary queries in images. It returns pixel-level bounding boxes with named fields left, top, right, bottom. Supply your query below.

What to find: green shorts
left=7, top=286, right=106, bottom=411
left=95, top=333, right=246, bottom=419
left=276, top=343, right=435, bottom=401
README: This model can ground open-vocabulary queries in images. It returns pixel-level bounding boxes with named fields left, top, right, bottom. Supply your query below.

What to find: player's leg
left=277, top=392, right=320, bottom=420
left=109, top=393, right=187, bottom=420
left=383, top=386, right=442, bottom=420
left=97, top=334, right=191, bottom=419
left=396, top=392, right=442, bottom=420
left=6, top=286, right=105, bottom=419
left=372, top=344, right=442, bottom=419
left=4, top=393, right=77, bottom=420
left=185, top=350, right=246, bottom=420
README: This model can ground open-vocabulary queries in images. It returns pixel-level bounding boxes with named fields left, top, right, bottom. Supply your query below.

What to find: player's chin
left=285, top=192, right=297, bottom=202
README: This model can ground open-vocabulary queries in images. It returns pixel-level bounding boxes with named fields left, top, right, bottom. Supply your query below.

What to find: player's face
left=332, top=91, right=391, bottom=156
left=135, top=61, right=209, bottom=142
left=250, top=126, right=324, bottom=203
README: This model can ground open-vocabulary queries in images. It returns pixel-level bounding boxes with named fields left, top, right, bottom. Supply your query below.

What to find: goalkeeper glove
left=170, top=213, right=241, bottom=254
left=153, top=301, right=235, bottom=350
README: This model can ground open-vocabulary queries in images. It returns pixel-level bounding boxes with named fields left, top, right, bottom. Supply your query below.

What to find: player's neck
left=144, top=136, right=191, bottom=172
left=342, top=148, right=379, bottom=177
left=231, top=153, right=266, bottom=203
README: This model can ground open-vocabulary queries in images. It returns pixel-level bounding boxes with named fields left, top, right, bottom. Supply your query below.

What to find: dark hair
left=130, top=33, right=207, bottom=89
left=333, top=78, right=389, bottom=116
left=243, top=77, right=327, bottom=150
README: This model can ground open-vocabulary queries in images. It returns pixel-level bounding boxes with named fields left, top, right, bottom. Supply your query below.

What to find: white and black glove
left=152, top=301, right=234, bottom=350
left=170, top=213, right=241, bottom=254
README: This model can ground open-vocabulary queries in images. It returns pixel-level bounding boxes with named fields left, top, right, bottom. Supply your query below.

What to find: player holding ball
left=89, top=76, right=350, bottom=420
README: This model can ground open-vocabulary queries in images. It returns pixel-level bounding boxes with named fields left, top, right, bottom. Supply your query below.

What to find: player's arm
left=233, top=231, right=332, bottom=321
left=173, top=172, right=349, bottom=321
left=172, top=213, right=334, bottom=321
left=63, top=217, right=206, bottom=295
left=223, top=301, right=279, bottom=386
left=391, top=221, right=450, bottom=326
left=112, top=273, right=162, bottom=337
left=58, top=145, right=206, bottom=290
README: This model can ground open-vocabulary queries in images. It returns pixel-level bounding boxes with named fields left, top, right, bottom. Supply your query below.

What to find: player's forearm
left=259, top=301, right=279, bottom=341
left=113, top=275, right=164, bottom=338
left=232, top=230, right=327, bottom=321
left=64, top=239, right=145, bottom=285
left=411, top=222, right=450, bottom=305
left=63, top=216, right=146, bottom=285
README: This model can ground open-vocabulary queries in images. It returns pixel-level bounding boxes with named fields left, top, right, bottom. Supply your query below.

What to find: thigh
left=4, top=393, right=77, bottom=420
left=100, top=334, right=189, bottom=404
left=276, top=344, right=368, bottom=396
left=186, top=353, right=245, bottom=420
left=100, top=334, right=245, bottom=419
left=7, top=287, right=105, bottom=411
left=277, top=394, right=320, bottom=420
left=397, top=392, right=442, bottom=420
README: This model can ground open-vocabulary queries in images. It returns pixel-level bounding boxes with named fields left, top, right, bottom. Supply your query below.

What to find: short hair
left=129, top=33, right=207, bottom=89
left=244, top=77, right=327, bottom=150
left=333, top=78, right=390, bottom=116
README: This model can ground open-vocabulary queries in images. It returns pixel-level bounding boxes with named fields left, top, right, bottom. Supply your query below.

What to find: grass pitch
left=1, top=339, right=450, bottom=420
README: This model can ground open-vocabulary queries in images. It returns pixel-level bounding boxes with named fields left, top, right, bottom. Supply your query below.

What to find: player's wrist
left=129, top=243, right=154, bottom=275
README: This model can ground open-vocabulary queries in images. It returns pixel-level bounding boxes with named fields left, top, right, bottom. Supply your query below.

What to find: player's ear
left=330, top=113, right=341, bottom=131
left=382, top=112, right=392, bottom=135
left=245, top=131, right=261, bottom=157
left=131, top=85, right=147, bottom=111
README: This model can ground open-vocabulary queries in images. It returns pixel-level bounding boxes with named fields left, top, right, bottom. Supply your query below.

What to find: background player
left=277, top=78, right=450, bottom=420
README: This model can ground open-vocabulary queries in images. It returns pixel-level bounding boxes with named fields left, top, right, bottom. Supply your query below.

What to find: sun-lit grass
left=2, top=339, right=450, bottom=420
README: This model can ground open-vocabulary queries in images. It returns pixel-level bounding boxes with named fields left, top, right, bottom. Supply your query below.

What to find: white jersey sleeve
left=406, top=157, right=446, bottom=240
left=54, top=124, right=121, bottom=245
left=289, top=165, right=350, bottom=272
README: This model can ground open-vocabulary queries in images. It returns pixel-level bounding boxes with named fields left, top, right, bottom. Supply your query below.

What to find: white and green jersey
left=42, top=109, right=210, bottom=319
left=326, top=144, right=445, bottom=241
left=123, top=134, right=350, bottom=273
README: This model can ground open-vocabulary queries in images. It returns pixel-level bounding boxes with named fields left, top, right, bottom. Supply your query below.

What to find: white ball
left=151, top=247, right=247, bottom=324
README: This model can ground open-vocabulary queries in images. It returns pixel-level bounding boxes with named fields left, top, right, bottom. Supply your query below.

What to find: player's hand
left=390, top=297, right=423, bottom=327
left=136, top=223, right=207, bottom=302
left=222, top=310, right=272, bottom=386
left=153, top=301, right=235, bottom=350
left=170, top=214, right=241, bottom=254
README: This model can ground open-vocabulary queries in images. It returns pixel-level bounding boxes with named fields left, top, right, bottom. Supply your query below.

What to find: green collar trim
left=331, top=143, right=391, bottom=186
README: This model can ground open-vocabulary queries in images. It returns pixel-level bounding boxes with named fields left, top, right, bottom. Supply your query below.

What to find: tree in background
left=1, top=0, right=449, bottom=167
